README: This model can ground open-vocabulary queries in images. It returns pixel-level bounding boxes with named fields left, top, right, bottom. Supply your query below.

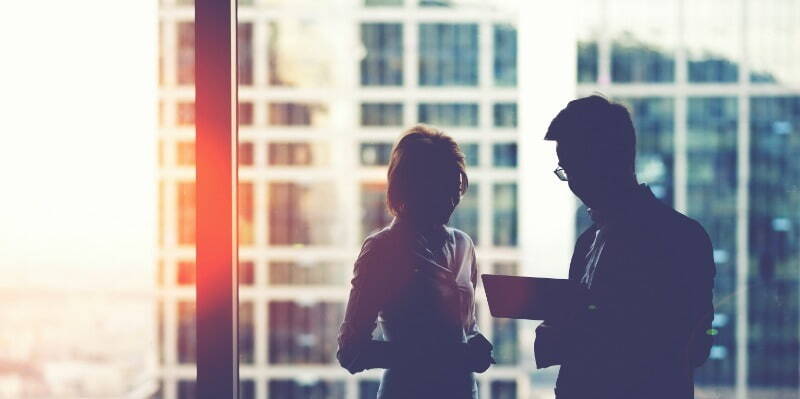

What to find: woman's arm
left=464, top=242, right=494, bottom=372
left=337, top=236, right=403, bottom=374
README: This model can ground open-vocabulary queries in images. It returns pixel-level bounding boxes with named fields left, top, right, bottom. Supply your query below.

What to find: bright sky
left=0, top=1, right=157, bottom=291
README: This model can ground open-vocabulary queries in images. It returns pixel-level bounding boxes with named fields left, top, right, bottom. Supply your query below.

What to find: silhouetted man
left=535, top=95, right=716, bottom=398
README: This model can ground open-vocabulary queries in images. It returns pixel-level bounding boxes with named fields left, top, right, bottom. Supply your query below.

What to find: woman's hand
left=465, top=333, right=495, bottom=373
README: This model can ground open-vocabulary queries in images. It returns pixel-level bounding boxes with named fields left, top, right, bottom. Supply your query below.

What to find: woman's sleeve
left=336, top=236, right=399, bottom=374
left=465, top=244, right=481, bottom=338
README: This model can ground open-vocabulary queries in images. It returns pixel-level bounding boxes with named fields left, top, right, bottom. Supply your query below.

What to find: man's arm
left=686, top=223, right=716, bottom=367
left=534, top=227, right=596, bottom=368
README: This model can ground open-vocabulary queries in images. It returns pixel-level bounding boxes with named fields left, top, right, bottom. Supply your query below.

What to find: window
left=494, top=24, right=517, bottom=87
left=239, top=142, right=254, bottom=166
left=239, top=182, right=254, bottom=246
left=493, top=183, right=517, bottom=247
left=267, top=302, right=344, bottom=364
left=748, top=1, right=800, bottom=84
left=607, top=1, right=677, bottom=83
left=360, top=143, right=393, bottom=166
left=493, top=102, right=517, bottom=128
left=491, top=381, right=517, bottom=399
left=611, top=36, right=675, bottom=83
left=685, top=0, right=739, bottom=83
left=451, top=183, right=479, bottom=245
left=361, top=182, right=392, bottom=236
left=239, top=261, right=255, bottom=286
left=268, top=182, right=340, bottom=245
left=176, top=141, right=195, bottom=166
left=361, top=102, right=403, bottom=126
left=177, top=301, right=196, bottom=364
left=268, top=261, right=347, bottom=286
left=239, top=302, right=254, bottom=364
left=268, top=142, right=328, bottom=166
left=177, top=261, right=195, bottom=285
left=365, top=0, right=402, bottom=6
left=268, top=21, right=334, bottom=87
left=578, top=40, right=599, bottom=83
left=418, top=103, right=479, bottom=127
left=617, top=97, right=675, bottom=204
left=176, top=22, right=194, bottom=85
left=240, top=380, right=256, bottom=399
left=361, top=23, right=403, bottom=86
left=460, top=142, right=479, bottom=167
left=268, top=379, right=346, bottom=398
left=238, top=23, right=253, bottom=86
left=177, top=181, right=195, bottom=246
left=493, top=143, right=517, bottom=168
left=748, top=96, right=800, bottom=386
left=359, top=381, right=381, bottom=399
left=419, top=23, right=478, bottom=86
left=269, top=102, right=328, bottom=126
left=176, top=102, right=195, bottom=126
left=688, top=97, right=738, bottom=385
left=239, top=102, right=254, bottom=126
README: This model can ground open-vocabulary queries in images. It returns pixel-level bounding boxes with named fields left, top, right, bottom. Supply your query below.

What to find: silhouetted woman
left=337, top=125, right=493, bottom=399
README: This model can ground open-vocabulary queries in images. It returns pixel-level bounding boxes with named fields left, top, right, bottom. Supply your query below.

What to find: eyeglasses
left=554, top=167, right=568, bottom=181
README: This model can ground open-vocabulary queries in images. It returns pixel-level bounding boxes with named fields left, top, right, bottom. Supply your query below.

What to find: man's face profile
left=555, top=139, right=602, bottom=207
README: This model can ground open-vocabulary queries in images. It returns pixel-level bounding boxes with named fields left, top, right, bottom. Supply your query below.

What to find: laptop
left=481, top=274, right=583, bottom=320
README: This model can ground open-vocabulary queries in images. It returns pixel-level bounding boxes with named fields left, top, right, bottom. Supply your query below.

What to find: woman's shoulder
left=445, top=226, right=476, bottom=249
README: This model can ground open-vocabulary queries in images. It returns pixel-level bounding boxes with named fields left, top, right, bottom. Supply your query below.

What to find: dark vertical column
left=195, top=0, right=238, bottom=398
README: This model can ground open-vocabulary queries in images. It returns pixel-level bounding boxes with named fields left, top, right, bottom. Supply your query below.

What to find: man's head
left=545, top=95, right=638, bottom=208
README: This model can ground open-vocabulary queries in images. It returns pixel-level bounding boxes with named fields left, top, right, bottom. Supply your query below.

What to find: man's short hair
left=545, top=95, right=637, bottom=171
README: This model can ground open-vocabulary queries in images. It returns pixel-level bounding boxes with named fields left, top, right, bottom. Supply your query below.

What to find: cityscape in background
left=157, top=0, right=799, bottom=398
left=0, top=0, right=797, bottom=398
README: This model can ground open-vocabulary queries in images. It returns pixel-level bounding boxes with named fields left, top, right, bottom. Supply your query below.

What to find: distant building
left=574, top=0, right=800, bottom=395
left=156, top=0, right=799, bottom=398
left=157, top=1, right=525, bottom=398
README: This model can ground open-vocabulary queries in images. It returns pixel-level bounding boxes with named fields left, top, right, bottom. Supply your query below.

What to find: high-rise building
left=156, top=0, right=799, bottom=398
left=575, top=0, right=800, bottom=397
left=157, top=1, right=526, bottom=398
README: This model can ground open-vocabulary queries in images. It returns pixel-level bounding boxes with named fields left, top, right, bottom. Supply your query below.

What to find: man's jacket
left=535, top=185, right=716, bottom=399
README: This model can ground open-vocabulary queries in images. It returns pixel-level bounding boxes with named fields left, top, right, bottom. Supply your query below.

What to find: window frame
left=195, top=0, right=239, bottom=398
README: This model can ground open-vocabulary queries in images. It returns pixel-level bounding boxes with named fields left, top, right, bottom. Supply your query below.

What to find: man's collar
left=587, top=183, right=654, bottom=226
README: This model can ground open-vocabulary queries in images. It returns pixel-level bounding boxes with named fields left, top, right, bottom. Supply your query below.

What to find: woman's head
left=387, top=125, right=468, bottom=225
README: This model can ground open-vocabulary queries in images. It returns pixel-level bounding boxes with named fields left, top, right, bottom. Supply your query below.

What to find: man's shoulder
left=652, top=202, right=708, bottom=240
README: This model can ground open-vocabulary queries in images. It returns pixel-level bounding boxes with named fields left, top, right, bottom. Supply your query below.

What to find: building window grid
left=575, top=0, right=800, bottom=394
left=158, top=5, right=536, bottom=399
